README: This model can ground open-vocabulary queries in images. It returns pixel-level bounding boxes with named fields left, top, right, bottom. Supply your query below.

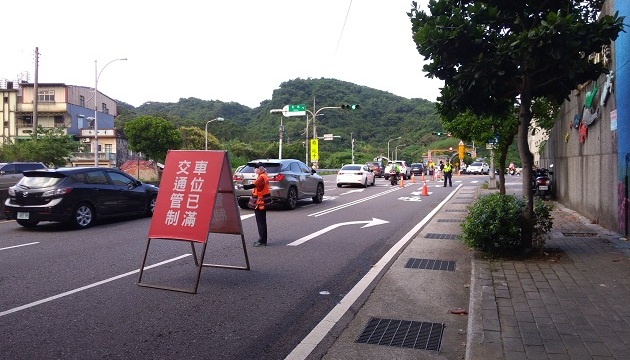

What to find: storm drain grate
left=405, top=258, right=455, bottom=271
left=445, top=209, right=467, bottom=212
left=451, top=201, right=472, bottom=204
left=456, top=196, right=474, bottom=199
left=425, top=233, right=459, bottom=240
left=437, top=219, right=464, bottom=223
left=562, top=232, right=598, bottom=237
left=356, top=317, right=444, bottom=351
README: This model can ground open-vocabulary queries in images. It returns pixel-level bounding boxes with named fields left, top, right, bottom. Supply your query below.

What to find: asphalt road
left=0, top=174, right=491, bottom=360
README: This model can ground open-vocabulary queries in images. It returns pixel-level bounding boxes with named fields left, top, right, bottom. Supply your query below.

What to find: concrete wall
left=540, top=0, right=621, bottom=234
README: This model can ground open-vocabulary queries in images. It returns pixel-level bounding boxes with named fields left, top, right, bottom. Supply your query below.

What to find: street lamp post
left=270, top=109, right=284, bottom=158
left=395, top=144, right=406, bottom=160
left=205, top=117, right=224, bottom=150
left=387, top=137, right=401, bottom=161
left=94, top=58, right=126, bottom=166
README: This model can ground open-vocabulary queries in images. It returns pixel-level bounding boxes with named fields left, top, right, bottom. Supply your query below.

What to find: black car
left=409, top=163, right=425, bottom=176
left=4, top=167, right=159, bottom=229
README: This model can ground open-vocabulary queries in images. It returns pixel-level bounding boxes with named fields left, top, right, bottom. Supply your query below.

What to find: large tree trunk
left=518, top=89, right=535, bottom=249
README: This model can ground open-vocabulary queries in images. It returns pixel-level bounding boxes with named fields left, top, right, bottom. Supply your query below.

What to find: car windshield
left=341, top=165, right=362, bottom=171
left=18, top=175, right=64, bottom=188
left=471, top=162, right=483, bottom=166
left=241, top=163, right=283, bottom=173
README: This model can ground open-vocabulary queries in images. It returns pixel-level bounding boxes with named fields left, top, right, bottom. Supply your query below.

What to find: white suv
left=384, top=160, right=411, bottom=180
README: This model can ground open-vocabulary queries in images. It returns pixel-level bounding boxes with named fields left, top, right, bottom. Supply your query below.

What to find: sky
left=2, top=0, right=443, bottom=109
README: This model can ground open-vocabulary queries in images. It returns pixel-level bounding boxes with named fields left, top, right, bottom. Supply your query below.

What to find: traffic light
left=432, top=132, right=443, bottom=136
left=341, top=104, right=360, bottom=110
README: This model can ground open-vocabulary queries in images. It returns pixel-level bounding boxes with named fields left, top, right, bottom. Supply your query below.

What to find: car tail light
left=233, top=174, right=243, bottom=181
left=43, top=187, right=72, bottom=197
left=357, top=172, right=364, bottom=175
left=271, top=173, right=284, bottom=181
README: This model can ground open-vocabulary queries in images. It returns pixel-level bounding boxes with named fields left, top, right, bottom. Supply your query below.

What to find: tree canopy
left=123, top=116, right=183, bottom=163
left=408, top=0, right=624, bottom=247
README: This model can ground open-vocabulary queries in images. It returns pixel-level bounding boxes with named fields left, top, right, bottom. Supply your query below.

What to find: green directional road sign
left=282, top=104, right=306, bottom=117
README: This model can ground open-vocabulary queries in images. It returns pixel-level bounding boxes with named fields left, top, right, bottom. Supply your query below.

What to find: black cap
left=254, top=162, right=263, bottom=168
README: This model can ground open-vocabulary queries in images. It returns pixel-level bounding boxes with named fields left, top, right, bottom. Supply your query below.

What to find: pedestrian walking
left=443, top=161, right=453, bottom=187
left=242, top=162, right=271, bottom=246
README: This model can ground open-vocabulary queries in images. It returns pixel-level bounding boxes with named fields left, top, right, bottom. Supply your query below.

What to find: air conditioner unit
left=81, top=138, right=91, bottom=143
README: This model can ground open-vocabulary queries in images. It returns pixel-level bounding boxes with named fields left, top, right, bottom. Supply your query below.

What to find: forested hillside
left=116, top=78, right=461, bottom=168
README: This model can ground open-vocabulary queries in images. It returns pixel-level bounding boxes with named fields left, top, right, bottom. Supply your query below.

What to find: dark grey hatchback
left=4, top=167, right=159, bottom=229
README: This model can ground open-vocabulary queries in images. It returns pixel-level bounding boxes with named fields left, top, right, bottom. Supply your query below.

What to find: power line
left=334, top=0, right=353, bottom=56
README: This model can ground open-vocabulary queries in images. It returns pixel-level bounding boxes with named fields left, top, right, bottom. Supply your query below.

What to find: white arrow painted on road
left=287, top=218, right=389, bottom=246
left=340, top=188, right=365, bottom=195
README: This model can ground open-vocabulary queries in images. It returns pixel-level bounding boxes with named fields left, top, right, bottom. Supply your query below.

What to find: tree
left=409, top=0, right=624, bottom=248
left=179, top=126, right=220, bottom=150
left=123, top=116, right=183, bottom=163
left=0, top=126, right=82, bottom=167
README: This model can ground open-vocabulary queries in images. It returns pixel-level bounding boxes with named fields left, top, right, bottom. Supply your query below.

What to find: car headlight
left=8, top=188, right=15, bottom=196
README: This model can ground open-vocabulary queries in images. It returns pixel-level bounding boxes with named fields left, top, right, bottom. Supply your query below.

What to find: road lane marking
left=287, top=218, right=389, bottom=246
left=0, top=254, right=191, bottom=318
left=308, top=187, right=402, bottom=217
left=0, top=242, right=39, bottom=251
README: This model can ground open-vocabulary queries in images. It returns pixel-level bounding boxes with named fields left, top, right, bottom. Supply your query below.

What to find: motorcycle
left=389, top=170, right=399, bottom=186
left=532, top=165, right=553, bottom=199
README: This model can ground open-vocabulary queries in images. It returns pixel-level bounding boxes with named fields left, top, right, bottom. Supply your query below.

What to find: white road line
left=0, top=242, right=39, bottom=251
left=0, top=254, right=191, bottom=318
left=308, top=187, right=403, bottom=217
left=285, top=184, right=462, bottom=360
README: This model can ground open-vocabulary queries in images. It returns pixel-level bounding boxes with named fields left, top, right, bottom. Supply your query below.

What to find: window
left=85, top=170, right=109, bottom=185
left=105, top=144, right=112, bottom=154
left=54, top=116, right=64, bottom=127
left=79, top=95, right=85, bottom=107
left=101, top=103, right=109, bottom=114
left=38, top=90, right=55, bottom=102
left=108, top=171, right=134, bottom=187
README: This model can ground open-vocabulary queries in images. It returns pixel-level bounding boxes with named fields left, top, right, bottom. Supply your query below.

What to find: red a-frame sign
left=138, top=150, right=250, bottom=293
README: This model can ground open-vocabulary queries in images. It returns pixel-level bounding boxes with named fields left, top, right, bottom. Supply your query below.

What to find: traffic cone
left=400, top=176, right=405, bottom=188
left=421, top=172, right=425, bottom=182
left=421, top=181, right=429, bottom=196
left=411, top=174, right=416, bottom=183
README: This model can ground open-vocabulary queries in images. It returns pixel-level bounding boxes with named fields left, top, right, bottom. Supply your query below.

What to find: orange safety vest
left=251, top=172, right=272, bottom=210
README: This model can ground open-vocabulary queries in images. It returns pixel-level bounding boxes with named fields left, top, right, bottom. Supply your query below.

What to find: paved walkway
left=468, top=198, right=630, bottom=359
left=296, top=185, right=630, bottom=359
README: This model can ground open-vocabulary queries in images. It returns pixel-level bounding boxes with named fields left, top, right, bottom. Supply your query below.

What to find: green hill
left=116, top=78, right=462, bottom=168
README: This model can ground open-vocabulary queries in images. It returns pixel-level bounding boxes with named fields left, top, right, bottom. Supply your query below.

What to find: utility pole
left=33, top=47, right=39, bottom=136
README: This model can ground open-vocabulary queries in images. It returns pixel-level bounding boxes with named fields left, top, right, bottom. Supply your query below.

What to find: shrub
left=460, top=193, right=554, bottom=256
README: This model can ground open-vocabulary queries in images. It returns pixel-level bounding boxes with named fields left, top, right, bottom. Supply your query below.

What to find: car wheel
left=69, top=202, right=95, bottom=229
left=312, top=183, right=324, bottom=203
left=238, top=199, right=249, bottom=209
left=146, top=196, right=157, bottom=216
left=363, top=179, right=368, bottom=188
left=16, top=219, right=39, bottom=228
left=337, top=183, right=343, bottom=188
left=371, top=177, right=375, bottom=186
left=285, top=187, right=298, bottom=210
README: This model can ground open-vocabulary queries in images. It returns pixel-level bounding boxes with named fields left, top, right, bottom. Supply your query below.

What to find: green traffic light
left=341, top=104, right=360, bottom=110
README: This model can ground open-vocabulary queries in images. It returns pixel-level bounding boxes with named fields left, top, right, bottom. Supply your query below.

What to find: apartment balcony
left=17, top=102, right=67, bottom=113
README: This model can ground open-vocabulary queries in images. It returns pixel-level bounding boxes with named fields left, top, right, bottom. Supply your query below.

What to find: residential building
left=0, top=82, right=132, bottom=167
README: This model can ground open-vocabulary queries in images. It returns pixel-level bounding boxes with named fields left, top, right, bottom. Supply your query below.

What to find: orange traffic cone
left=400, top=176, right=405, bottom=188
left=411, top=174, right=416, bottom=183
left=421, top=172, right=425, bottom=182
left=421, top=181, right=429, bottom=196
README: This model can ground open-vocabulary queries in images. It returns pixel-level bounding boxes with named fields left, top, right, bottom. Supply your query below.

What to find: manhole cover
left=405, top=258, right=455, bottom=271
left=562, top=232, right=597, bottom=237
left=356, top=317, right=444, bottom=351
left=425, top=233, right=459, bottom=240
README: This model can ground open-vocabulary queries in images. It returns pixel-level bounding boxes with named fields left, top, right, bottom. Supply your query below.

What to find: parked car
left=0, top=162, right=47, bottom=190
left=466, top=161, right=490, bottom=175
left=4, top=167, right=159, bottom=229
left=366, top=161, right=383, bottom=178
left=233, top=159, right=324, bottom=210
left=409, top=163, right=425, bottom=177
left=337, top=164, right=376, bottom=188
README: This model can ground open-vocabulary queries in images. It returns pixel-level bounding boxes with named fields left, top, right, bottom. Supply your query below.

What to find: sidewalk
left=302, top=185, right=630, bottom=359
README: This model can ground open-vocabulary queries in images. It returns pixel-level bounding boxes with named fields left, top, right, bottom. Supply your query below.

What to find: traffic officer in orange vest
left=242, top=162, right=272, bottom=246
